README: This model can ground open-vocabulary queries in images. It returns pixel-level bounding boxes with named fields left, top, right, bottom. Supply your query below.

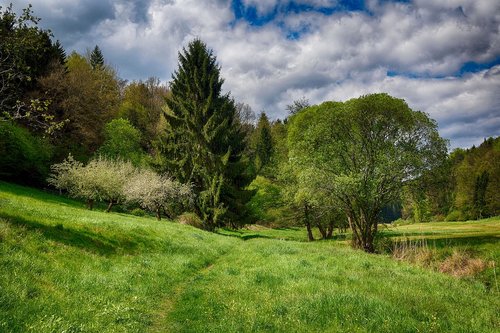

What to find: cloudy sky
left=3, top=0, right=500, bottom=149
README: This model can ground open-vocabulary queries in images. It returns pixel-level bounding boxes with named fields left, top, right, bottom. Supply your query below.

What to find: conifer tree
left=254, top=112, right=273, bottom=171
left=52, top=40, right=66, bottom=64
left=90, top=45, right=104, bottom=70
left=163, top=39, right=254, bottom=230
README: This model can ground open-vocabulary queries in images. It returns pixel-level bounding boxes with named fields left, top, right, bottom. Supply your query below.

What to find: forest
left=1, top=4, right=499, bottom=252
left=1, top=4, right=499, bottom=332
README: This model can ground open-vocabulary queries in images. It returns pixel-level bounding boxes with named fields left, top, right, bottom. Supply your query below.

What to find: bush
left=130, top=208, right=146, bottom=217
left=178, top=212, right=203, bottom=229
left=439, top=250, right=487, bottom=277
left=97, top=118, right=145, bottom=165
left=48, top=155, right=135, bottom=211
left=0, top=121, right=52, bottom=184
left=445, top=210, right=466, bottom=222
left=123, top=169, right=193, bottom=220
left=374, top=233, right=394, bottom=254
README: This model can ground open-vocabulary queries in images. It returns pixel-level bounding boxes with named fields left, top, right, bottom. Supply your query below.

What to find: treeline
left=1, top=5, right=498, bottom=253
left=0, top=5, right=254, bottom=230
left=403, top=137, right=500, bottom=222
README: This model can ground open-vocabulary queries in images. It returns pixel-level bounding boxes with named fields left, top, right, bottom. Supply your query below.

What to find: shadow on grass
left=0, top=212, right=137, bottom=256
left=216, top=230, right=272, bottom=241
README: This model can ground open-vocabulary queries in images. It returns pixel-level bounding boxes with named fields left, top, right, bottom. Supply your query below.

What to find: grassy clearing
left=380, top=219, right=500, bottom=291
left=1, top=181, right=499, bottom=332
left=160, top=239, right=498, bottom=332
left=0, top=181, right=236, bottom=332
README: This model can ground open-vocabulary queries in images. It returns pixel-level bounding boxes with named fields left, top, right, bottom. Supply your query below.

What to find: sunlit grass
left=1, top=181, right=499, bottom=332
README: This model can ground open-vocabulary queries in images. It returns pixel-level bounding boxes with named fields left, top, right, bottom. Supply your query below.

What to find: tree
left=123, top=169, right=193, bottom=220
left=0, top=4, right=67, bottom=132
left=288, top=94, right=447, bottom=252
left=118, top=78, right=169, bottom=152
left=97, top=118, right=144, bottom=165
left=0, top=120, right=52, bottom=184
left=452, top=137, right=500, bottom=219
left=286, top=97, right=310, bottom=115
left=253, top=112, right=273, bottom=172
left=48, top=156, right=134, bottom=211
left=50, top=51, right=121, bottom=158
left=163, top=39, right=254, bottom=230
left=90, top=45, right=104, bottom=70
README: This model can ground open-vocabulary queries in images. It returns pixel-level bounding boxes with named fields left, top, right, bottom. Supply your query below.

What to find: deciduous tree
left=288, top=94, right=447, bottom=252
left=124, top=169, right=193, bottom=220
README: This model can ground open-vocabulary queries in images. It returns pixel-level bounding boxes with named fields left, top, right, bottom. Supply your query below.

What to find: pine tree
left=90, top=45, right=104, bottom=70
left=163, top=39, right=254, bottom=230
left=52, top=40, right=66, bottom=64
left=254, top=112, right=273, bottom=171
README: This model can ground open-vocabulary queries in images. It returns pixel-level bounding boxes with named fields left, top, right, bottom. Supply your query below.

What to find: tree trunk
left=156, top=207, right=161, bottom=221
left=326, top=221, right=334, bottom=238
left=304, top=204, right=315, bottom=241
left=316, top=222, right=327, bottom=239
left=106, top=200, right=114, bottom=213
left=348, top=214, right=377, bottom=253
left=86, top=199, right=94, bottom=210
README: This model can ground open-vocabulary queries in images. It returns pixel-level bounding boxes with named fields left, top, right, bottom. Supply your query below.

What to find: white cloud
left=2, top=0, right=499, bottom=148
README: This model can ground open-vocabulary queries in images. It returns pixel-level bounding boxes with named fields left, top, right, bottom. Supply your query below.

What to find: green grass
left=1, top=181, right=499, bottom=332
left=379, top=219, right=500, bottom=290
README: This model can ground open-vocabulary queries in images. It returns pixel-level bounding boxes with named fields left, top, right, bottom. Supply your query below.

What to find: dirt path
left=148, top=245, right=238, bottom=332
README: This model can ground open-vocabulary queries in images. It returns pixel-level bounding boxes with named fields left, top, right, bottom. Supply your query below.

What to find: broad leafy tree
left=288, top=94, right=447, bottom=252
left=97, top=118, right=144, bottom=165
left=118, top=77, right=169, bottom=152
left=124, top=169, right=193, bottom=220
left=48, top=155, right=135, bottom=212
left=163, top=39, right=253, bottom=230
left=0, top=4, right=65, bottom=131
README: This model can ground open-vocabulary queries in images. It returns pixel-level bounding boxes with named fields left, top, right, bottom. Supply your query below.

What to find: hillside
left=0, top=181, right=499, bottom=332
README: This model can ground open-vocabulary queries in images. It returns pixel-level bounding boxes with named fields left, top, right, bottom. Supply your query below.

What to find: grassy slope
left=1, top=181, right=499, bottom=332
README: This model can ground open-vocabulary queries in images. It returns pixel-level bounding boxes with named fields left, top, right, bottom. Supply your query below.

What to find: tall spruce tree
left=163, top=39, right=254, bottom=230
left=254, top=112, right=273, bottom=171
left=90, top=45, right=104, bottom=70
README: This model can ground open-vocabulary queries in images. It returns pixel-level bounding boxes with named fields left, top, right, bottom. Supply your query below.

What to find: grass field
left=1, top=181, right=499, bottom=332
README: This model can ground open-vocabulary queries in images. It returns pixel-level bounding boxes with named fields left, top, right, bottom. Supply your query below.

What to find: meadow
left=1, top=181, right=499, bottom=332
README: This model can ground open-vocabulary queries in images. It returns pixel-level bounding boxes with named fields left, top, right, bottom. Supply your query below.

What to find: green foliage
left=410, top=137, right=500, bottom=221
left=445, top=210, right=466, bottom=222
left=163, top=39, right=253, bottom=229
left=0, top=4, right=67, bottom=132
left=287, top=94, right=447, bottom=252
left=117, top=78, right=169, bottom=152
left=97, top=118, right=144, bottom=165
left=130, top=207, right=146, bottom=217
left=0, top=182, right=498, bottom=332
left=473, top=170, right=489, bottom=218
left=0, top=121, right=52, bottom=184
left=89, top=45, right=104, bottom=70
left=246, top=176, right=291, bottom=226
left=253, top=112, right=273, bottom=172
left=54, top=52, right=120, bottom=158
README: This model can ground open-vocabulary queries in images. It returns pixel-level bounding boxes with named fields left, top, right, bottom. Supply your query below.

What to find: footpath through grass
left=1, top=181, right=499, bottom=332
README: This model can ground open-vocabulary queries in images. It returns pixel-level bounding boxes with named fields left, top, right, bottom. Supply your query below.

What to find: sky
left=3, top=0, right=500, bottom=149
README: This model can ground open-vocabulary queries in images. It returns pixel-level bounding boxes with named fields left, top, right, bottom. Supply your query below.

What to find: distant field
left=1, top=181, right=499, bottom=332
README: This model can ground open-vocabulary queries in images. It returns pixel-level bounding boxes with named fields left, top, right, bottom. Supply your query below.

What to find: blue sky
left=2, top=0, right=500, bottom=149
